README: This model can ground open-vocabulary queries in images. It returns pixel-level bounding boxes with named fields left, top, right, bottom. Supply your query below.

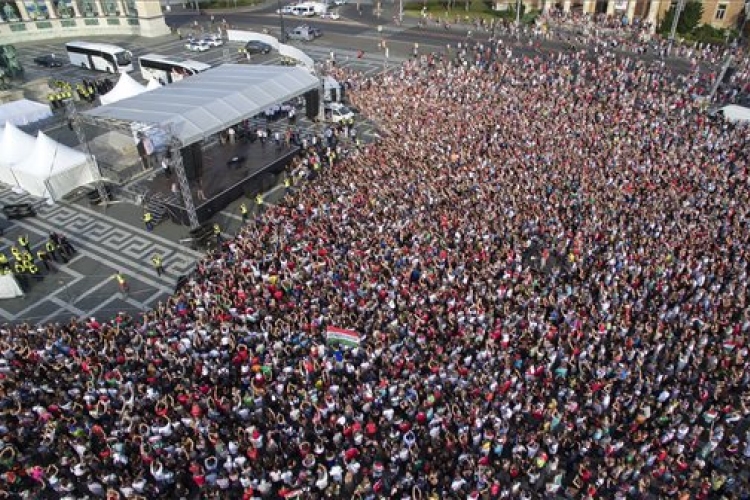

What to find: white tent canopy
left=84, top=65, right=320, bottom=145
left=720, top=105, right=750, bottom=123
left=145, top=79, right=162, bottom=91
left=0, top=274, right=23, bottom=299
left=100, top=72, right=148, bottom=106
left=11, top=131, right=98, bottom=201
left=0, top=99, right=52, bottom=126
left=0, top=122, right=37, bottom=187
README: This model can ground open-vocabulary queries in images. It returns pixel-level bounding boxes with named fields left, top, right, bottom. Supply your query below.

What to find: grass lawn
left=204, top=0, right=260, bottom=8
left=403, top=0, right=518, bottom=21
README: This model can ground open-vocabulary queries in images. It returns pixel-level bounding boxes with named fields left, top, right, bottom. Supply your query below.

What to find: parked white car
left=319, top=10, right=340, bottom=19
left=185, top=40, right=210, bottom=52
left=202, top=34, right=224, bottom=47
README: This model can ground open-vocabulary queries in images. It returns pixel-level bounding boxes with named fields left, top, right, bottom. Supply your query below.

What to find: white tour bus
left=139, top=54, right=211, bottom=84
left=65, top=41, right=134, bottom=73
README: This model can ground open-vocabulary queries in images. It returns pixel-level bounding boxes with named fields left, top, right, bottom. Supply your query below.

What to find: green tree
left=658, top=1, right=704, bottom=37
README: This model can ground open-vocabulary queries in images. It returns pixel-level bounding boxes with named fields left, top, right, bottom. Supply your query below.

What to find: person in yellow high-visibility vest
left=143, top=212, right=154, bottom=232
left=151, top=254, right=164, bottom=277
left=45, top=240, right=60, bottom=263
left=113, top=272, right=129, bottom=294
left=213, top=223, right=223, bottom=246
left=0, top=253, right=8, bottom=273
left=18, top=235, right=31, bottom=254
left=36, top=249, right=52, bottom=272
left=284, top=177, right=292, bottom=195
left=240, top=203, right=248, bottom=223
left=24, top=260, right=39, bottom=276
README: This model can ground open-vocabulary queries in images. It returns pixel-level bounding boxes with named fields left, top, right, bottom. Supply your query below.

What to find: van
left=287, top=26, right=315, bottom=41
left=291, top=4, right=315, bottom=16
left=325, top=102, right=354, bottom=123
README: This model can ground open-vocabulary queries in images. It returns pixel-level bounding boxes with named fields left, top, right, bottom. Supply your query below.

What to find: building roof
left=83, top=64, right=319, bottom=146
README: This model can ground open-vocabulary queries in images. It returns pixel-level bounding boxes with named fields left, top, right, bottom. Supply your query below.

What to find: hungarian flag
left=283, top=490, right=304, bottom=499
left=326, top=326, right=361, bottom=347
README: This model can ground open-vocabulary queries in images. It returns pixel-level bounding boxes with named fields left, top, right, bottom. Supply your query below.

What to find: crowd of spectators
left=1, top=39, right=750, bottom=500
left=424, top=8, right=749, bottom=74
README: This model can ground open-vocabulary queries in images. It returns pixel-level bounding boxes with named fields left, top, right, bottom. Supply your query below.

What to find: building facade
left=0, top=0, right=170, bottom=42
left=500, top=0, right=745, bottom=30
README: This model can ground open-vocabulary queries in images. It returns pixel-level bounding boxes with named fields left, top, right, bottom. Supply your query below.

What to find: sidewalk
left=167, top=1, right=272, bottom=15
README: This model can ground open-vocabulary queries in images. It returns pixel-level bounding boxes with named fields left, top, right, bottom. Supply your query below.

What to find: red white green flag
left=326, top=326, right=361, bottom=347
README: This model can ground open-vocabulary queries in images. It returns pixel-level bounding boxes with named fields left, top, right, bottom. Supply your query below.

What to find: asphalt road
left=164, top=3, right=703, bottom=73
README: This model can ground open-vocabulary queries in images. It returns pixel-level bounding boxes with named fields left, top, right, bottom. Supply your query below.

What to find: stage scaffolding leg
left=169, top=141, right=200, bottom=230
left=64, top=99, right=109, bottom=205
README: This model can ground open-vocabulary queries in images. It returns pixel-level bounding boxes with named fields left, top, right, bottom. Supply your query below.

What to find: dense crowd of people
left=1, top=40, right=750, bottom=500
left=424, top=8, right=749, bottom=73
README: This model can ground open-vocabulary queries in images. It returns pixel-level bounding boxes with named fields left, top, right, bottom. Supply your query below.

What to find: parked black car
left=33, top=54, right=63, bottom=68
left=244, top=40, right=272, bottom=54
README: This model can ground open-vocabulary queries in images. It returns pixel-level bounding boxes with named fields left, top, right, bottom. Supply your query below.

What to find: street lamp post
left=488, top=19, right=496, bottom=67
left=516, top=0, right=521, bottom=26
left=277, top=0, right=285, bottom=40
left=667, top=0, right=685, bottom=56
left=378, top=25, right=387, bottom=69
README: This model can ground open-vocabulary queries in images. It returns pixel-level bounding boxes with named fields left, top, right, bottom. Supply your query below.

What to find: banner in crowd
left=326, top=326, right=360, bottom=347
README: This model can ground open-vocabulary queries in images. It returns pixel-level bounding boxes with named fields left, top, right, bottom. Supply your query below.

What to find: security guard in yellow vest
left=13, top=261, right=25, bottom=275
left=18, top=235, right=31, bottom=253
left=45, top=240, right=59, bottom=262
left=213, top=223, right=223, bottom=246
left=0, top=253, right=8, bottom=273
left=21, top=252, right=34, bottom=264
left=240, top=203, right=248, bottom=223
left=284, top=177, right=292, bottom=194
left=10, top=246, right=21, bottom=262
left=48, top=93, right=57, bottom=110
left=143, top=212, right=154, bottom=232
left=114, top=272, right=128, bottom=293
left=24, top=260, right=39, bottom=276
left=255, top=194, right=264, bottom=214
left=151, top=254, right=164, bottom=277
left=36, top=249, right=52, bottom=272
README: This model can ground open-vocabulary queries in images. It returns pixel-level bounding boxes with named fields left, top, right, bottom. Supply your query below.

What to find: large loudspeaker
left=305, top=90, right=319, bottom=120
left=181, top=142, right=204, bottom=181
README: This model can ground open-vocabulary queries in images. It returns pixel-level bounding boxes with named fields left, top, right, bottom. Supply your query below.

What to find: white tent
left=720, top=105, right=750, bottom=123
left=0, top=122, right=37, bottom=187
left=11, top=131, right=98, bottom=201
left=0, top=99, right=52, bottom=126
left=85, top=65, right=320, bottom=145
left=145, top=79, right=162, bottom=91
left=0, top=275, right=23, bottom=299
left=100, top=73, right=148, bottom=106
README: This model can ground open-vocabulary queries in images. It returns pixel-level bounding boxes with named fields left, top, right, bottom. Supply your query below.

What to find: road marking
left=50, top=296, right=87, bottom=317
left=0, top=215, right=176, bottom=294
